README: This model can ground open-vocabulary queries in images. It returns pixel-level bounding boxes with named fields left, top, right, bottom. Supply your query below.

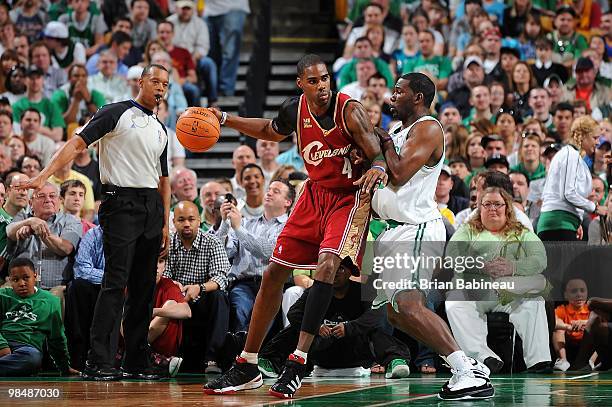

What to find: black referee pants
left=88, top=188, right=163, bottom=369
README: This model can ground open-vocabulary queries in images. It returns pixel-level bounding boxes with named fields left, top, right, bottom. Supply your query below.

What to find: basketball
left=175, top=107, right=221, bottom=152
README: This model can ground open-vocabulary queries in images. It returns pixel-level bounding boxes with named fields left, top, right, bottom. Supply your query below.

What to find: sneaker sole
left=81, top=373, right=121, bottom=381
left=203, top=374, right=263, bottom=395
left=169, top=358, right=183, bottom=377
left=269, top=387, right=297, bottom=399
left=438, top=384, right=495, bottom=400
left=258, top=365, right=279, bottom=379
left=385, top=365, right=410, bottom=379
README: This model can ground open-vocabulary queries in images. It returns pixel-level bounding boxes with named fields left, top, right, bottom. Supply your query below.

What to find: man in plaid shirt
left=164, top=201, right=230, bottom=374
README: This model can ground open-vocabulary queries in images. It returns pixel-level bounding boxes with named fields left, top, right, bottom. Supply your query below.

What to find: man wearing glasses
left=5, top=182, right=82, bottom=309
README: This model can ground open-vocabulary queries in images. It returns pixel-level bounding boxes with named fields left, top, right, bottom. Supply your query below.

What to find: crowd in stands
left=0, top=0, right=611, bottom=379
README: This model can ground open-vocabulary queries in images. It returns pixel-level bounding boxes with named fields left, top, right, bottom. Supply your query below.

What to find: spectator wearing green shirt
left=51, top=64, right=105, bottom=127
left=510, top=133, right=547, bottom=182
left=461, top=85, right=493, bottom=128
left=0, top=258, right=78, bottom=376
left=547, top=6, right=588, bottom=68
left=12, top=66, right=65, bottom=143
left=337, top=37, right=394, bottom=89
left=402, top=30, right=451, bottom=90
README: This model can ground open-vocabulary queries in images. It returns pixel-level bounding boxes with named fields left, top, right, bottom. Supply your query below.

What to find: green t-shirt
left=338, top=58, right=395, bottom=89
left=511, top=162, right=546, bottom=182
left=464, top=167, right=485, bottom=188
left=0, top=208, right=12, bottom=259
left=547, top=32, right=588, bottom=59
left=12, top=97, right=66, bottom=129
left=537, top=210, right=581, bottom=233
left=50, top=87, right=106, bottom=119
left=0, top=287, right=70, bottom=372
left=402, top=55, right=452, bottom=79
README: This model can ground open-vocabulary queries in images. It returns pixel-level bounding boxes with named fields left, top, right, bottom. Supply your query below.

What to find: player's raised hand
left=13, top=174, right=46, bottom=191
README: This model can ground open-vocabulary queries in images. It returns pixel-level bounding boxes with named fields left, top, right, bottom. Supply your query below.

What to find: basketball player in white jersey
left=371, top=73, right=494, bottom=400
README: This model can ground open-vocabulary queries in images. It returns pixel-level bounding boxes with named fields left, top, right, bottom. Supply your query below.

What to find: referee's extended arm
left=15, top=136, right=87, bottom=191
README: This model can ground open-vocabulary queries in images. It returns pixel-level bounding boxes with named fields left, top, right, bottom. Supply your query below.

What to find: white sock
left=240, top=351, right=258, bottom=364
left=293, top=349, right=308, bottom=363
left=446, top=350, right=472, bottom=372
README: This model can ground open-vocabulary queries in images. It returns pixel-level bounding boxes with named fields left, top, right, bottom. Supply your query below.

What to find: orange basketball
left=175, top=107, right=221, bottom=152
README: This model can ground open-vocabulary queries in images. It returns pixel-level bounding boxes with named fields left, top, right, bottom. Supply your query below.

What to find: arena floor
left=1, top=371, right=611, bottom=406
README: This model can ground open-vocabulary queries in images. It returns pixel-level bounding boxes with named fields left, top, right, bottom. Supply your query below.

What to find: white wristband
left=220, top=111, right=228, bottom=126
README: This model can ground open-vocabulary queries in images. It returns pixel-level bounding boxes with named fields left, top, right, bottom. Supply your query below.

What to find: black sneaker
left=269, top=354, right=308, bottom=399
left=484, top=357, right=504, bottom=374
left=121, top=363, right=168, bottom=380
left=203, top=356, right=263, bottom=395
left=81, top=361, right=121, bottom=381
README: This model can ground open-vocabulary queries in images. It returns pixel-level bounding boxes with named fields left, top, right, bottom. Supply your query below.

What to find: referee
left=17, top=64, right=172, bottom=380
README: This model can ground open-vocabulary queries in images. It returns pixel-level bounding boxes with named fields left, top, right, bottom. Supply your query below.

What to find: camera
left=225, top=193, right=237, bottom=206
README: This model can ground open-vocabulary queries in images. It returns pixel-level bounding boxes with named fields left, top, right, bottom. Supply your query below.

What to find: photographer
left=215, top=179, right=294, bottom=332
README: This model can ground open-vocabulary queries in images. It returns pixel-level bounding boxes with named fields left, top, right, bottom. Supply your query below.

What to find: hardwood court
left=1, top=372, right=610, bottom=406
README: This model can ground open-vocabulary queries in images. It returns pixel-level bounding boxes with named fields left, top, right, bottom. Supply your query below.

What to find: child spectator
left=149, top=257, right=190, bottom=377
left=553, top=278, right=596, bottom=371
left=0, top=258, right=77, bottom=376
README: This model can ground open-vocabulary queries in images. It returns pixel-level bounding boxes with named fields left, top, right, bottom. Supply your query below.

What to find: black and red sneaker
left=203, top=356, right=263, bottom=395
left=269, top=354, right=308, bottom=399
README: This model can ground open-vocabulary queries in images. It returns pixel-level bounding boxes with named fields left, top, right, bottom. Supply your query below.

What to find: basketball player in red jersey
left=205, top=54, right=387, bottom=398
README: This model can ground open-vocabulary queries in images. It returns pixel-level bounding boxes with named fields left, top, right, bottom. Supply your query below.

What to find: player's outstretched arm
left=380, top=121, right=441, bottom=187
left=209, top=107, right=287, bottom=142
left=14, top=136, right=87, bottom=191
left=345, top=101, right=388, bottom=193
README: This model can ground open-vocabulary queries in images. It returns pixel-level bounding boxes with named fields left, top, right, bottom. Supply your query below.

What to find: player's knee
left=263, top=263, right=291, bottom=287
left=313, top=257, right=337, bottom=283
left=395, top=293, right=425, bottom=323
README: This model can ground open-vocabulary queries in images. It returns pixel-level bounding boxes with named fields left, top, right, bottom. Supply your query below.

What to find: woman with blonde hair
left=445, top=124, right=469, bottom=163
left=538, top=116, right=608, bottom=241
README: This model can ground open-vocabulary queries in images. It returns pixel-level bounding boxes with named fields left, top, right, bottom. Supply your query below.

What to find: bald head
left=173, top=200, right=201, bottom=240
left=232, top=145, right=256, bottom=180
left=200, top=181, right=226, bottom=214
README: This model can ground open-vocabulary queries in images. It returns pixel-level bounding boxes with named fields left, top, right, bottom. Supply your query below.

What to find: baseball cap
left=543, top=73, right=563, bottom=87
left=543, top=143, right=562, bottom=156
left=575, top=57, right=594, bottom=72
left=440, top=164, right=452, bottom=177
left=26, top=65, right=44, bottom=77
left=440, top=102, right=458, bottom=113
left=465, top=0, right=483, bottom=6
left=481, top=27, right=501, bottom=39
left=449, top=156, right=469, bottom=167
left=463, top=56, right=483, bottom=70
left=175, top=0, right=195, bottom=8
left=340, top=256, right=360, bottom=277
left=127, top=65, right=144, bottom=80
left=481, top=134, right=504, bottom=148
left=484, top=154, right=510, bottom=169
left=43, top=21, right=68, bottom=39
left=556, top=5, right=577, bottom=17
left=596, top=136, right=611, bottom=151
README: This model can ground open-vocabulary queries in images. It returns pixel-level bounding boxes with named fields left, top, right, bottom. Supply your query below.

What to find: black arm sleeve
left=158, top=120, right=169, bottom=177
left=271, top=96, right=299, bottom=136
left=77, top=102, right=130, bottom=146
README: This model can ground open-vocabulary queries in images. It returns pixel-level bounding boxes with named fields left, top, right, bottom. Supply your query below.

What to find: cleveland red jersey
left=296, top=92, right=363, bottom=191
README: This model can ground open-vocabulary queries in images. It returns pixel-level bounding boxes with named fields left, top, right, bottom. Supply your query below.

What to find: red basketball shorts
left=270, top=180, right=370, bottom=270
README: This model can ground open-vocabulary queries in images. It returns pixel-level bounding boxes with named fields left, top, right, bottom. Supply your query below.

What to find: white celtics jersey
left=372, top=116, right=445, bottom=225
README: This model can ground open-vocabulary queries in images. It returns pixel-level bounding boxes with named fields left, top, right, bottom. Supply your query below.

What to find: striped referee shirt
left=163, top=229, right=230, bottom=291
left=77, top=99, right=169, bottom=189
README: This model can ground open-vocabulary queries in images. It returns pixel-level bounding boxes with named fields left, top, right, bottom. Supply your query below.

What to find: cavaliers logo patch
left=303, top=118, right=312, bottom=129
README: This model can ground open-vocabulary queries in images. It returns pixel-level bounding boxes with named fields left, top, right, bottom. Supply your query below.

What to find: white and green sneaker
left=385, top=358, right=410, bottom=379
left=258, top=357, right=278, bottom=378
